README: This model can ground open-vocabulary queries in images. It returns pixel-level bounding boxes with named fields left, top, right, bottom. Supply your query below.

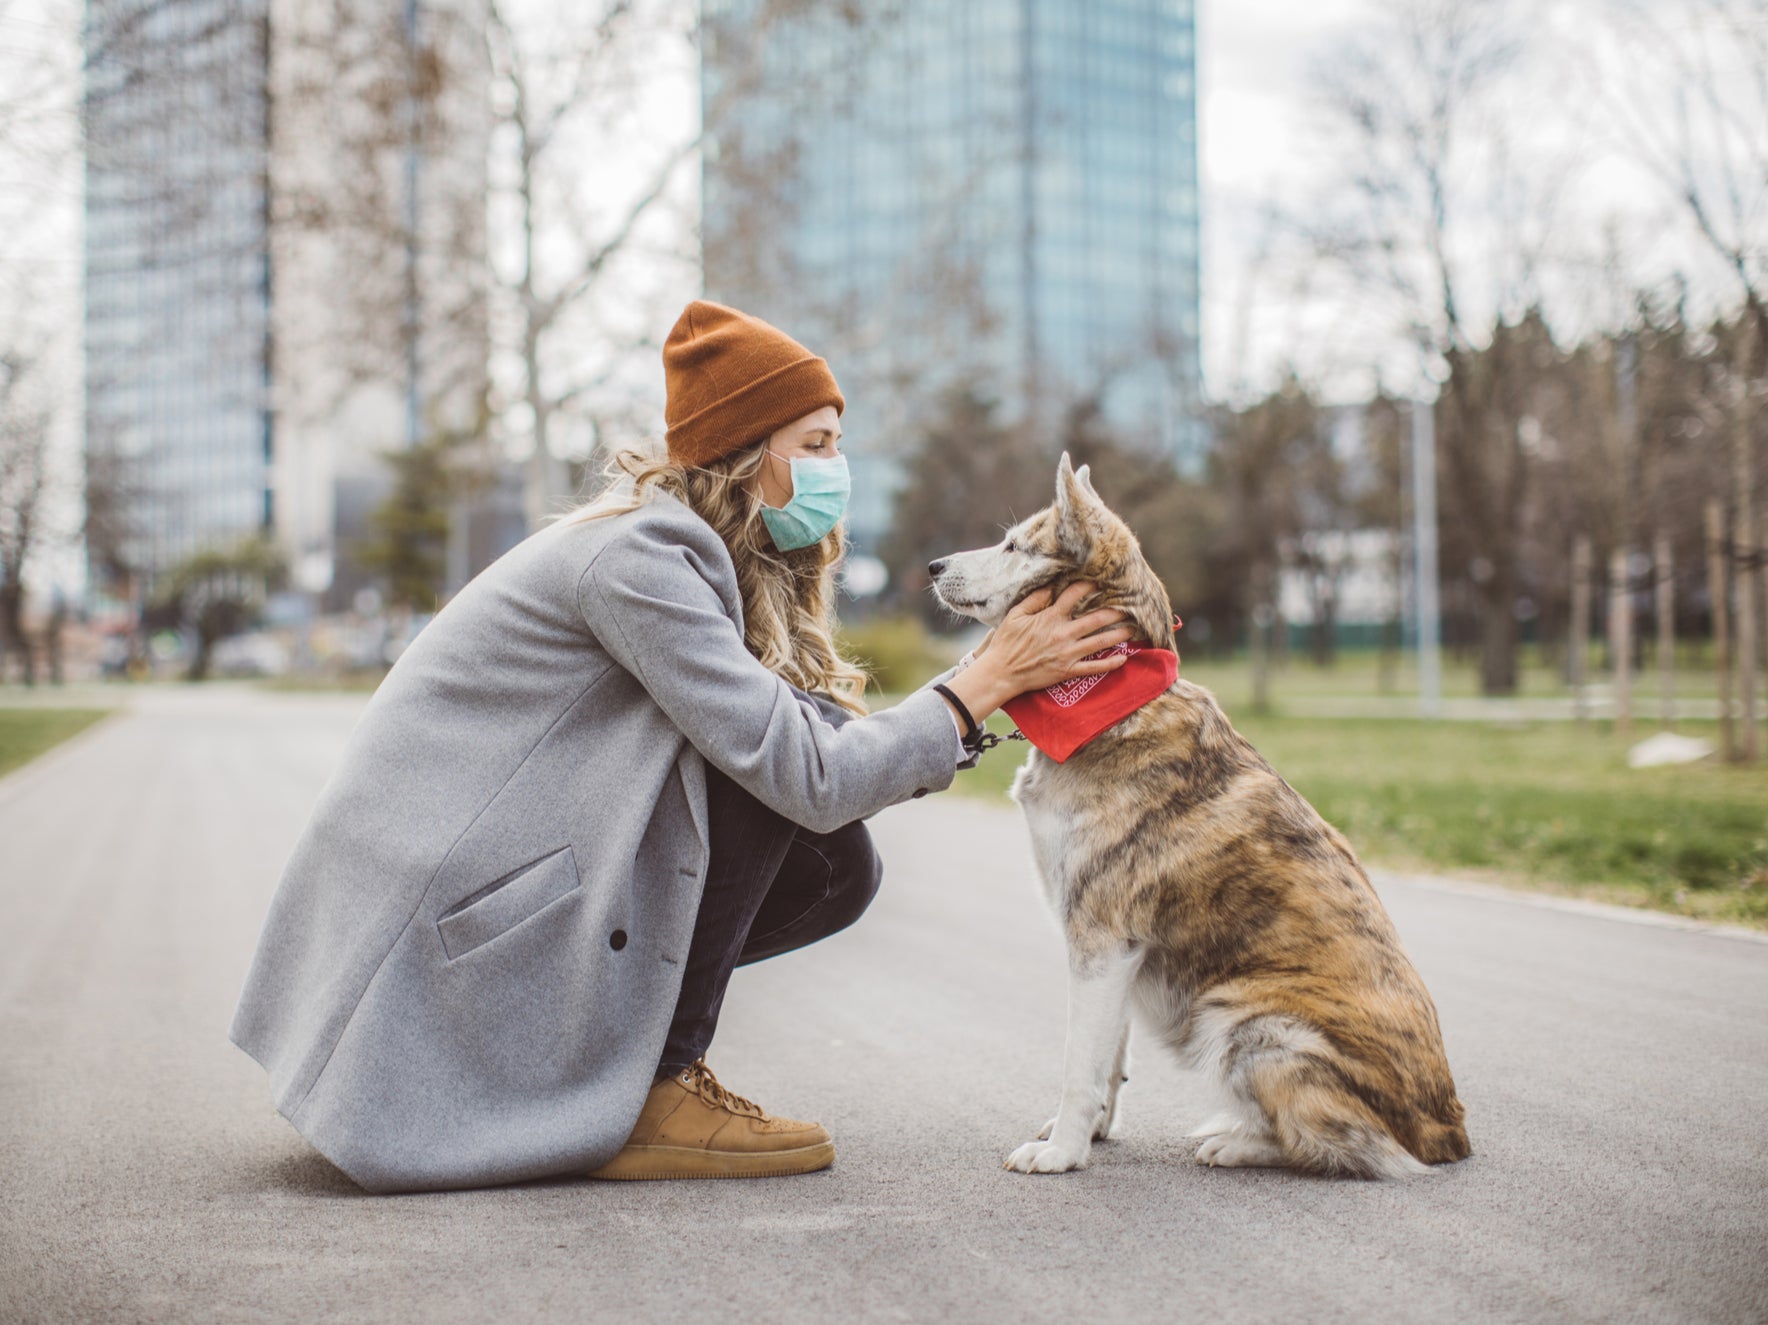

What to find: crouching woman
left=228, top=301, right=1130, bottom=1191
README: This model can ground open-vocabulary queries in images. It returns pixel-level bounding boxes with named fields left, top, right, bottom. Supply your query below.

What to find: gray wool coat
left=229, top=488, right=964, bottom=1193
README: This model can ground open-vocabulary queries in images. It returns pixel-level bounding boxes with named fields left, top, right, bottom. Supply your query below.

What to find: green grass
left=936, top=707, right=1768, bottom=929
left=1174, top=645, right=1740, bottom=706
left=0, top=709, right=112, bottom=779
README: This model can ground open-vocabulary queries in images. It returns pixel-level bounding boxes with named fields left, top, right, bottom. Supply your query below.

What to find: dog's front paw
left=1004, top=1138, right=1089, bottom=1174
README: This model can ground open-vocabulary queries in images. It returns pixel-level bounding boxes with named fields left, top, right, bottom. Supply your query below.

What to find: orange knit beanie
left=662, top=300, right=845, bottom=467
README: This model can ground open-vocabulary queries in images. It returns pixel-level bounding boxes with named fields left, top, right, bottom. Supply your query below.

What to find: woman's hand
left=982, top=581, right=1134, bottom=692
left=937, top=581, right=1133, bottom=727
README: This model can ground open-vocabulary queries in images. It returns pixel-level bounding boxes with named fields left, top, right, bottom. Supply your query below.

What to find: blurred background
left=1, top=0, right=1765, bottom=920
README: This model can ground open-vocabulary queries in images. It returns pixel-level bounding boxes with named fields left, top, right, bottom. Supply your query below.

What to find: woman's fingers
left=1051, top=580, right=1095, bottom=614
left=991, top=581, right=1145, bottom=691
left=1069, top=621, right=1135, bottom=653
left=1073, top=606, right=1130, bottom=636
left=1067, top=652, right=1131, bottom=675
left=1060, top=636, right=1131, bottom=665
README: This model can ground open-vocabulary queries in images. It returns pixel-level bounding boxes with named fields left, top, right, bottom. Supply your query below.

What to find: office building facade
left=82, top=0, right=515, bottom=611
left=702, top=0, right=1203, bottom=544
left=83, top=0, right=275, bottom=592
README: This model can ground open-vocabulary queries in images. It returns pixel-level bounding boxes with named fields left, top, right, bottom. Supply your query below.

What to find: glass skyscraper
left=702, top=0, right=1202, bottom=544
left=83, top=0, right=274, bottom=595
left=82, top=0, right=508, bottom=612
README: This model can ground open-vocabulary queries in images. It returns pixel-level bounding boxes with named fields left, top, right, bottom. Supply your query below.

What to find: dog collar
left=999, top=641, right=1178, bottom=762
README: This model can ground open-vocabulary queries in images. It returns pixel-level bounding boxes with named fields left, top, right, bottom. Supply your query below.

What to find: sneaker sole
left=586, top=1140, right=836, bottom=1181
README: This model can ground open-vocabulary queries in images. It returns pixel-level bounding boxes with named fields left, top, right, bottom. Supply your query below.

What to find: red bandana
left=1002, top=639, right=1179, bottom=763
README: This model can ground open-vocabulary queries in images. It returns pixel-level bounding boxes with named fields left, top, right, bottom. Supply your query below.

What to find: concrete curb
left=1369, top=867, right=1768, bottom=945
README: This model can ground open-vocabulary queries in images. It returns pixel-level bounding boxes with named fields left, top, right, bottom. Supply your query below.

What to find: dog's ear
left=1056, top=453, right=1099, bottom=508
left=1055, top=452, right=1096, bottom=558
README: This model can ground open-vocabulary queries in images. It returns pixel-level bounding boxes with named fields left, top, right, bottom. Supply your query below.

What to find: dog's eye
left=1004, top=540, right=1017, bottom=553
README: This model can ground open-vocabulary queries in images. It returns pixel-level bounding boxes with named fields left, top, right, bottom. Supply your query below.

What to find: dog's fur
left=930, top=454, right=1470, bottom=1179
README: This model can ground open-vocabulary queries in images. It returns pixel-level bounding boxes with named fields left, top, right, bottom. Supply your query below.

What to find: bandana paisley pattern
left=1002, top=640, right=1180, bottom=763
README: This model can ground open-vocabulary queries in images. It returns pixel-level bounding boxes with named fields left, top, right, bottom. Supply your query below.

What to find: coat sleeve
left=577, top=514, right=961, bottom=834
left=908, top=659, right=982, bottom=769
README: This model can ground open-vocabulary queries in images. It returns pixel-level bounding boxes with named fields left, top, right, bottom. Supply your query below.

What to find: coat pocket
left=437, top=846, right=581, bottom=961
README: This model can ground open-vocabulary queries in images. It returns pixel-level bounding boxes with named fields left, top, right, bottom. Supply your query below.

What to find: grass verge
left=0, top=709, right=113, bottom=780
left=938, top=708, right=1768, bottom=930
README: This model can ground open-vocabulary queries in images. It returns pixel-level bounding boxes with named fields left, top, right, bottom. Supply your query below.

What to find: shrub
left=837, top=613, right=960, bottom=695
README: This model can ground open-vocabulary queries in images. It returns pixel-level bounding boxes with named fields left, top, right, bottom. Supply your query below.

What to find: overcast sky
left=1198, top=0, right=1376, bottom=396
left=4, top=0, right=1755, bottom=593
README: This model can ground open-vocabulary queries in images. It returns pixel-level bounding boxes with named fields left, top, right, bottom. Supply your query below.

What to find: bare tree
left=0, top=350, right=52, bottom=682
left=0, top=1, right=89, bottom=666
left=1581, top=0, right=1768, bottom=754
left=484, top=0, right=691, bottom=524
left=481, top=0, right=904, bottom=527
left=1585, top=1, right=1768, bottom=329
left=262, top=0, right=495, bottom=609
left=1206, top=376, right=1323, bottom=667
left=272, top=0, right=492, bottom=413
left=1306, top=0, right=1577, bottom=693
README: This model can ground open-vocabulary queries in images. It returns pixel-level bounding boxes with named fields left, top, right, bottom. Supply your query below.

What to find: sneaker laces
left=683, top=1059, right=767, bottom=1118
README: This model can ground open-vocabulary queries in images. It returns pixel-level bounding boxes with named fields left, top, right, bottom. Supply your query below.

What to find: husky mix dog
left=929, top=454, right=1470, bottom=1179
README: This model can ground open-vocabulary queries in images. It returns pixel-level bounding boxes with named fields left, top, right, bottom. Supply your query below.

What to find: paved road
left=2, top=687, right=1766, bottom=1324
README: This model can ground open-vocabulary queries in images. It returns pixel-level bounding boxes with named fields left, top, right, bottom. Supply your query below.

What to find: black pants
left=657, top=762, right=883, bottom=1074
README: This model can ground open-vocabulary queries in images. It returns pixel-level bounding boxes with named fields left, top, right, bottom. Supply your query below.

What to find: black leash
left=969, top=728, right=1029, bottom=754
left=932, top=682, right=1027, bottom=756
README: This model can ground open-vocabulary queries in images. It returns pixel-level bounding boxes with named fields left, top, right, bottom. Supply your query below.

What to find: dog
left=929, top=453, right=1470, bottom=1178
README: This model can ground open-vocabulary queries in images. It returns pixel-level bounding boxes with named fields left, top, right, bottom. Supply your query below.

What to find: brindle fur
left=933, top=454, right=1469, bottom=1178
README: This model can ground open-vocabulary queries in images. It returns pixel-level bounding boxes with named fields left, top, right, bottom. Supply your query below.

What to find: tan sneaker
left=587, top=1059, right=835, bottom=1180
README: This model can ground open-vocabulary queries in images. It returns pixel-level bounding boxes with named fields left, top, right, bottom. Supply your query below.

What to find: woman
left=229, top=300, right=1133, bottom=1192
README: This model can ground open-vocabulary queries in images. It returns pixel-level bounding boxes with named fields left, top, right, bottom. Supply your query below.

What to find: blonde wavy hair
left=549, top=441, right=870, bottom=717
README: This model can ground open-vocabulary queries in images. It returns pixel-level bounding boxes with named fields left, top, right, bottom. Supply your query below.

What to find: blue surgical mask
left=760, top=448, right=850, bottom=550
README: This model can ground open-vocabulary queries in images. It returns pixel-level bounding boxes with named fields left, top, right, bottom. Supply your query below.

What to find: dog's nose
left=927, top=558, right=947, bottom=578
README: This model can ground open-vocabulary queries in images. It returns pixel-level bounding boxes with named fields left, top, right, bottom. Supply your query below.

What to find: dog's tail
left=1407, top=1106, right=1472, bottom=1165
left=1268, top=1098, right=1430, bottom=1180
left=1228, top=1017, right=1431, bottom=1180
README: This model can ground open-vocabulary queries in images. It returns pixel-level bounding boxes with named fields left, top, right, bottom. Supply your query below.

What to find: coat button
left=610, top=929, right=627, bottom=951
left=911, top=788, right=929, bottom=798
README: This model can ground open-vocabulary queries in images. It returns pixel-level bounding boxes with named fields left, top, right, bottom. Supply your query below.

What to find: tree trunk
left=1707, top=500, right=1735, bottom=759
left=188, top=632, right=215, bottom=682
left=1569, top=535, right=1591, bottom=721
left=1654, top=531, right=1673, bottom=729
left=1477, top=583, right=1518, bottom=694
left=0, top=583, right=33, bottom=686
left=1378, top=540, right=1401, bottom=695
left=1477, top=536, right=1521, bottom=694
left=1609, top=548, right=1633, bottom=739
left=1250, top=564, right=1274, bottom=714
left=1733, top=320, right=1759, bottom=761
left=1311, top=576, right=1338, bottom=668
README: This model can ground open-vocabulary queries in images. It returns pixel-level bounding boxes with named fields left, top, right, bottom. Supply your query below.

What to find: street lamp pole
left=1412, top=396, right=1442, bottom=718
left=403, top=0, right=422, bottom=454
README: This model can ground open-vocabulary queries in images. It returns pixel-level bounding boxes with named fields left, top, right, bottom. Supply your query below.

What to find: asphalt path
left=2, top=686, right=1765, bottom=1324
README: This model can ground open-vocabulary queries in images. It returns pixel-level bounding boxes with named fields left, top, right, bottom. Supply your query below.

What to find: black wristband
left=932, top=683, right=982, bottom=745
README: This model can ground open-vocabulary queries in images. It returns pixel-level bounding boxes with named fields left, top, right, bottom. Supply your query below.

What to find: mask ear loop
left=763, top=448, right=802, bottom=488
left=760, top=447, right=795, bottom=513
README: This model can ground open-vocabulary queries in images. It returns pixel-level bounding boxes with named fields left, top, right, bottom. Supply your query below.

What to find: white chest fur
left=1008, top=752, right=1088, bottom=916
